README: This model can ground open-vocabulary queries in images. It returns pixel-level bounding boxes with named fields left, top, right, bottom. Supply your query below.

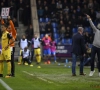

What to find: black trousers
left=31, top=48, right=34, bottom=62
left=91, top=46, right=100, bottom=72
left=11, top=47, right=15, bottom=76
left=23, top=58, right=31, bottom=65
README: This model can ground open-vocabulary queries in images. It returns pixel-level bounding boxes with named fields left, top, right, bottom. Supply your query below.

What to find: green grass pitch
left=0, top=62, right=100, bottom=90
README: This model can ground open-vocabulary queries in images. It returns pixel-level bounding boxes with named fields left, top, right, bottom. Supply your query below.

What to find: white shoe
left=89, top=70, right=95, bottom=76
left=99, top=72, right=100, bottom=77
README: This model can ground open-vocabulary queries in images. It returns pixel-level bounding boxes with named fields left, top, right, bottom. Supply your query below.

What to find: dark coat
left=72, top=33, right=86, bottom=55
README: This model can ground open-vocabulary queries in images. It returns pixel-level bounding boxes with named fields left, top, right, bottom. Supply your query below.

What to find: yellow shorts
left=34, top=48, right=41, bottom=56
left=0, top=48, right=11, bottom=60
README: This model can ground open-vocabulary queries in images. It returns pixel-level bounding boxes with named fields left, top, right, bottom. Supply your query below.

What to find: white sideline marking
left=23, top=71, right=53, bottom=84
left=0, top=79, right=13, bottom=90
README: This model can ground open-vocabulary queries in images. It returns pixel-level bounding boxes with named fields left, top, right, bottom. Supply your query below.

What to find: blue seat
left=85, top=27, right=91, bottom=33
left=53, top=28, right=57, bottom=33
left=45, top=18, right=50, bottom=22
left=62, top=39, right=67, bottom=44
left=54, top=33, right=58, bottom=39
left=52, top=23, right=57, bottom=28
left=39, top=18, right=44, bottom=22
left=55, top=39, right=59, bottom=43
left=72, top=28, right=77, bottom=34
left=67, top=39, right=72, bottom=45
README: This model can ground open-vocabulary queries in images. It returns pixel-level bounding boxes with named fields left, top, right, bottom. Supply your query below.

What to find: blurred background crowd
left=0, top=0, right=100, bottom=45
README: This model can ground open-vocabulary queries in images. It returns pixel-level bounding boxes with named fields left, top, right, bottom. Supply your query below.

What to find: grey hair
left=78, top=27, right=84, bottom=31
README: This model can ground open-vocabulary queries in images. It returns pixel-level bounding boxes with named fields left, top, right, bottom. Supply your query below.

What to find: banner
left=1, top=8, right=10, bottom=18
left=56, top=45, right=72, bottom=57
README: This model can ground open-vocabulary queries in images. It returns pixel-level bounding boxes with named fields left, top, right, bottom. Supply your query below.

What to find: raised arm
left=8, top=16, right=17, bottom=39
left=86, top=14, right=98, bottom=32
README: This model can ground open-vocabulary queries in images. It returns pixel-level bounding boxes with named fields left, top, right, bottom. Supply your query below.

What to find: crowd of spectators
left=0, top=0, right=31, bottom=26
left=37, top=0, right=100, bottom=44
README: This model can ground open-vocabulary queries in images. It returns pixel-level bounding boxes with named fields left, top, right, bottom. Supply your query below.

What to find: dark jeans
left=72, top=53, right=84, bottom=74
left=11, top=47, right=15, bottom=76
left=83, top=57, right=91, bottom=66
left=23, top=58, right=31, bottom=65
left=91, top=46, right=100, bottom=72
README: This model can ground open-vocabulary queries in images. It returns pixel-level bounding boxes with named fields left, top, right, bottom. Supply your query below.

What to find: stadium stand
left=36, top=0, right=100, bottom=45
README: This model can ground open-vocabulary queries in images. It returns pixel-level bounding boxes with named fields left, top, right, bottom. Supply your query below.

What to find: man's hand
left=85, top=14, right=91, bottom=20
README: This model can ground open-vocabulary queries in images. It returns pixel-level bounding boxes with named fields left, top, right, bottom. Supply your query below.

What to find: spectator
left=71, top=15, right=77, bottom=28
left=37, top=0, right=42, bottom=9
left=18, top=0, right=24, bottom=10
left=2, top=0, right=8, bottom=7
left=65, top=26, right=72, bottom=39
left=39, top=22, right=46, bottom=34
left=56, top=0, right=63, bottom=12
left=82, top=4, right=89, bottom=15
left=96, top=10, right=100, bottom=22
left=82, top=0, right=88, bottom=6
left=63, top=6, right=69, bottom=13
left=93, top=0, right=99, bottom=10
left=88, top=0, right=94, bottom=10
left=18, top=0, right=24, bottom=22
left=51, top=13, right=58, bottom=22
left=25, top=24, right=33, bottom=40
left=23, top=0, right=31, bottom=26
left=43, top=0, right=48, bottom=9
left=8, top=0, right=16, bottom=18
left=77, top=16, right=84, bottom=27
left=77, top=5, right=82, bottom=16
left=63, top=0, right=69, bottom=9
left=44, top=6, right=50, bottom=17
left=64, top=15, right=70, bottom=25
left=69, top=0, right=75, bottom=7
left=89, top=9, right=96, bottom=22
left=75, top=0, right=82, bottom=8
left=12, top=18, right=18, bottom=27
left=72, top=10, right=78, bottom=18
left=58, top=15, right=64, bottom=23
left=67, top=21, right=73, bottom=29
left=69, top=5, right=74, bottom=14
left=84, top=32, right=90, bottom=44
left=58, top=20, right=65, bottom=30
left=59, top=26, right=66, bottom=39
left=0, top=2, right=4, bottom=13
left=37, top=7, right=44, bottom=18
left=50, top=0, right=56, bottom=13
left=45, top=21, right=53, bottom=36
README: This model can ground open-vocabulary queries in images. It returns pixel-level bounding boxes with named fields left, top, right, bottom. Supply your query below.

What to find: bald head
left=45, top=34, right=48, bottom=38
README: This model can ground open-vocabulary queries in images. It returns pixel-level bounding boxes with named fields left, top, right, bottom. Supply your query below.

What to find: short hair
left=78, top=27, right=84, bottom=31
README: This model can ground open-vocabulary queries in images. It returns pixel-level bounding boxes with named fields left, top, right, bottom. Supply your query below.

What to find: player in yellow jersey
left=0, top=24, right=15, bottom=78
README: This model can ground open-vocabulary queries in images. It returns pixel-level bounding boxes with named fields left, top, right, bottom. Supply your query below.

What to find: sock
left=54, top=56, right=56, bottom=61
left=37, top=55, right=41, bottom=63
left=7, top=61, right=11, bottom=75
left=19, top=56, right=22, bottom=63
left=0, top=62, right=4, bottom=74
